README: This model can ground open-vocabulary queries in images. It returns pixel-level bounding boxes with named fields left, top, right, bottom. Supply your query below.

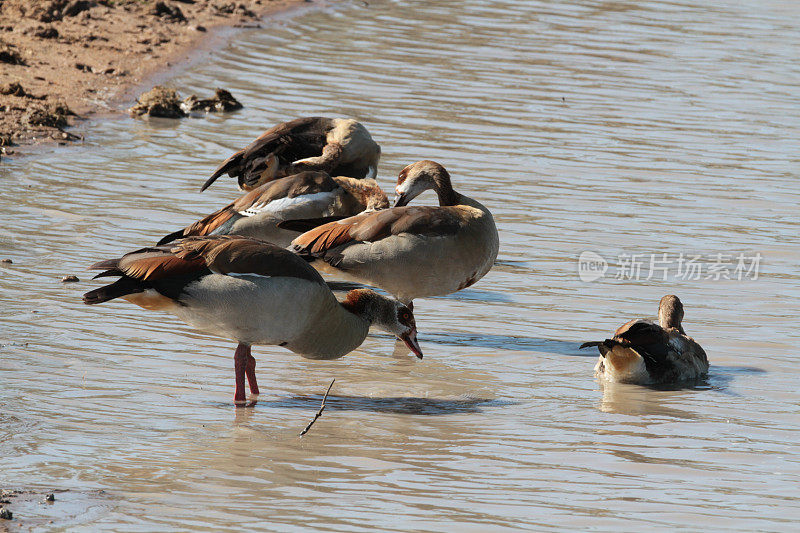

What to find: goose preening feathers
left=286, top=160, right=499, bottom=305
left=159, top=171, right=388, bottom=247
left=580, top=295, right=708, bottom=384
left=201, top=117, right=381, bottom=192
left=83, top=236, right=422, bottom=404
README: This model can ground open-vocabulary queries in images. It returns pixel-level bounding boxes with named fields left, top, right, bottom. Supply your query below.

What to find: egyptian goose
left=580, top=295, right=709, bottom=384
left=83, top=236, right=422, bottom=404
left=159, top=171, right=388, bottom=247
left=287, top=160, right=499, bottom=305
left=200, top=117, right=381, bottom=192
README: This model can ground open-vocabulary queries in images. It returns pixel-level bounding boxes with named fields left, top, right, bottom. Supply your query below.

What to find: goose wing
left=201, top=117, right=332, bottom=191
left=289, top=205, right=473, bottom=263
left=85, top=236, right=325, bottom=305
left=162, top=172, right=338, bottom=245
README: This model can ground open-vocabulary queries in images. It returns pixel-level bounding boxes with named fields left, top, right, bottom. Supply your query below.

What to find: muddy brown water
left=2, top=0, right=799, bottom=530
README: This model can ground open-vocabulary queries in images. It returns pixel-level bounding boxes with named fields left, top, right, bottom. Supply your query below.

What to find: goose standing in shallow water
left=200, top=117, right=381, bottom=192
left=286, top=160, right=499, bottom=306
left=83, top=236, right=421, bottom=405
left=580, top=295, right=708, bottom=384
left=159, top=171, right=388, bottom=247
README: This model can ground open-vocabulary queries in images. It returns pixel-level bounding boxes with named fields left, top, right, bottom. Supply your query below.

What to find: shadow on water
left=325, top=282, right=514, bottom=304
left=432, top=288, right=515, bottom=304
left=417, top=331, right=590, bottom=356
left=237, top=395, right=516, bottom=415
left=705, top=365, right=766, bottom=395
left=647, top=365, right=765, bottom=394
left=492, top=258, right=534, bottom=274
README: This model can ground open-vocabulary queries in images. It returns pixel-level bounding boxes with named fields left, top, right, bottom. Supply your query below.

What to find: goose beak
left=400, top=327, right=423, bottom=359
left=393, top=193, right=411, bottom=208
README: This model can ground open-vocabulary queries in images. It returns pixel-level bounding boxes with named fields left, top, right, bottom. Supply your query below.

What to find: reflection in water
left=422, top=331, right=586, bottom=355
left=1, top=0, right=799, bottom=529
left=596, top=381, right=703, bottom=418
left=249, top=394, right=514, bottom=416
left=433, top=288, right=516, bottom=304
left=611, top=449, right=709, bottom=468
left=596, top=363, right=769, bottom=416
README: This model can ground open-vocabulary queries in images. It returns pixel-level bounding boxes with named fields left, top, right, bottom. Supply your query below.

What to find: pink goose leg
left=246, top=354, right=259, bottom=395
left=233, top=343, right=251, bottom=404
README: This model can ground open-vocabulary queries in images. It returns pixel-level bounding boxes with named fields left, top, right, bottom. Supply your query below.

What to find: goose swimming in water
left=285, top=160, right=499, bottom=306
left=580, top=295, right=709, bottom=384
left=159, top=171, right=388, bottom=247
left=201, top=117, right=381, bottom=192
left=83, top=236, right=422, bottom=405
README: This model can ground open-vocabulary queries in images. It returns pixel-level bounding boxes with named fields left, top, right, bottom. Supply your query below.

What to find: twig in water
left=299, top=379, right=335, bottom=437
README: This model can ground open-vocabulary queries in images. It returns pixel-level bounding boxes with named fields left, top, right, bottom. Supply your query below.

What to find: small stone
left=152, top=2, right=187, bottom=22
left=129, top=86, right=186, bottom=118
left=63, top=0, right=96, bottom=18
left=0, top=45, right=25, bottom=66
left=180, top=88, right=242, bottom=114
left=0, top=507, right=12, bottom=520
left=61, top=275, right=80, bottom=283
left=34, top=26, right=59, bottom=39
left=0, top=82, right=26, bottom=97
left=23, top=102, right=74, bottom=129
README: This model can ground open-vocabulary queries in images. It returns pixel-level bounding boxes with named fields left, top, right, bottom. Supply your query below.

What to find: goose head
left=342, top=289, right=422, bottom=358
left=364, top=145, right=381, bottom=181
left=658, top=294, right=686, bottom=334
left=394, top=160, right=457, bottom=207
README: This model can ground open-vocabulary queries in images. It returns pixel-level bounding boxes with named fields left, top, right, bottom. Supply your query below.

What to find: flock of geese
left=82, top=117, right=709, bottom=404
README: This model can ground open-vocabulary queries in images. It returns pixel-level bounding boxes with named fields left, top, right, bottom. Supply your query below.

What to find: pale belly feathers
left=167, top=274, right=335, bottom=347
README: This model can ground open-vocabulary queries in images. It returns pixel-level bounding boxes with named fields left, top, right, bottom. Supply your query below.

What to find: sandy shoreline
left=0, top=0, right=306, bottom=157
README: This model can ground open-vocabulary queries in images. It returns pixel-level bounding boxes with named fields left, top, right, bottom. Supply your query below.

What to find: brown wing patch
left=291, top=206, right=470, bottom=258
left=292, top=219, right=358, bottom=256
left=118, top=250, right=207, bottom=281
left=188, top=171, right=339, bottom=240
left=182, top=202, right=237, bottom=237
left=347, top=209, right=400, bottom=242
left=233, top=171, right=337, bottom=212
left=386, top=206, right=468, bottom=237
left=202, top=118, right=333, bottom=191
left=175, top=236, right=325, bottom=284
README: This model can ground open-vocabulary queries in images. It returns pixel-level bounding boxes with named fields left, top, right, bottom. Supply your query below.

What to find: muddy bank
left=0, top=0, right=302, bottom=155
